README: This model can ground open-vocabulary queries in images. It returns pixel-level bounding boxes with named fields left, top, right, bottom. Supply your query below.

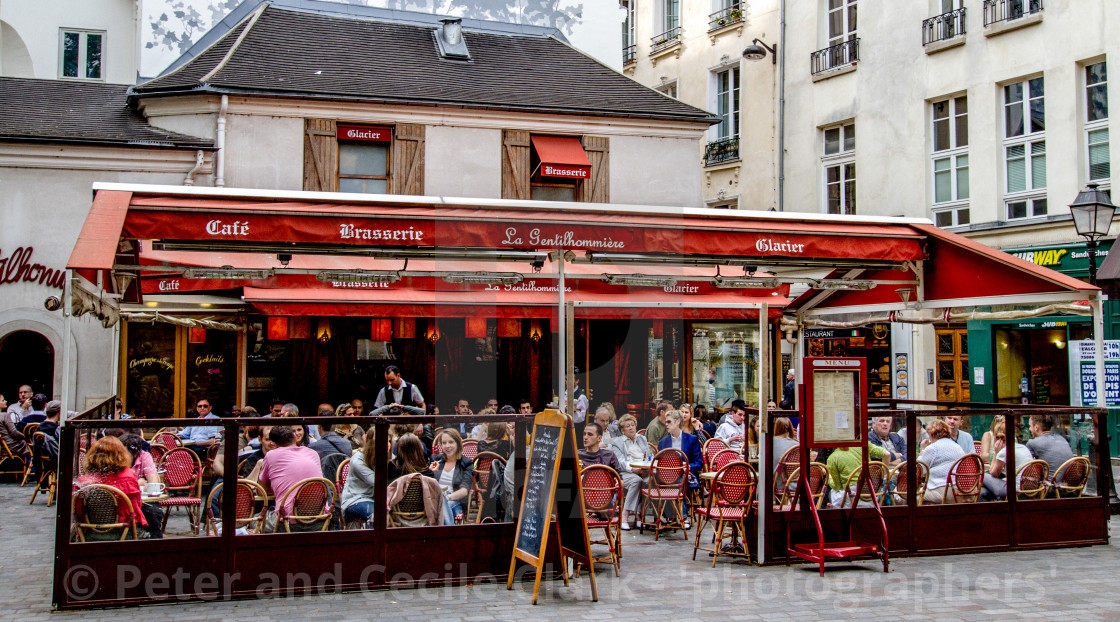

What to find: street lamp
left=1069, top=182, right=1120, bottom=512
left=1069, top=182, right=1117, bottom=285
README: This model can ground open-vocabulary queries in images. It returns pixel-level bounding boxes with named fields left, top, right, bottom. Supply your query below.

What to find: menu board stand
left=506, top=409, right=597, bottom=604
left=786, top=357, right=889, bottom=575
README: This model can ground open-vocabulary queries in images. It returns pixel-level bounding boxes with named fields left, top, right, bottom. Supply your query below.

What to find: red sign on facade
left=336, top=124, right=392, bottom=142
left=541, top=163, right=590, bottom=179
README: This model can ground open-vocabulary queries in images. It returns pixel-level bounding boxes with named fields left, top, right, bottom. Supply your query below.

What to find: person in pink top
left=258, top=426, right=324, bottom=528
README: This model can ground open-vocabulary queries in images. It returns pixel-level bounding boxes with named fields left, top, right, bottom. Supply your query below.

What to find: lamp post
left=1069, top=182, right=1119, bottom=511
left=1069, top=182, right=1116, bottom=285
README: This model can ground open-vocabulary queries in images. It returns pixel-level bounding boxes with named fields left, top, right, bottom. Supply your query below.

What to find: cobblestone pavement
left=4, top=481, right=1119, bottom=621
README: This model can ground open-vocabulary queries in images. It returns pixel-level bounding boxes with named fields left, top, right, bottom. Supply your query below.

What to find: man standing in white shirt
left=373, top=365, right=426, bottom=411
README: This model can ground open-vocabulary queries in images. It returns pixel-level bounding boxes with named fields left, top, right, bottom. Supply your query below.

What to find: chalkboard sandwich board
left=507, top=409, right=597, bottom=604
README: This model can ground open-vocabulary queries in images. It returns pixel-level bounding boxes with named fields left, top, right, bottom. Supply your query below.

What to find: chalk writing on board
left=515, top=424, right=560, bottom=559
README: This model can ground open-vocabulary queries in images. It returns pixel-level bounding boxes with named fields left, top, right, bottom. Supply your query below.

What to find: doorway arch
left=0, top=330, right=54, bottom=403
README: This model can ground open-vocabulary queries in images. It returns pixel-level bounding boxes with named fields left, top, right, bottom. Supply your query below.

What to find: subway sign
left=1006, top=240, right=1113, bottom=274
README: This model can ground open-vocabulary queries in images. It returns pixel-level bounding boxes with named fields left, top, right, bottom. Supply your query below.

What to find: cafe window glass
left=125, top=323, right=177, bottom=418
left=185, top=330, right=238, bottom=413
left=690, top=323, right=760, bottom=408
left=339, top=141, right=389, bottom=194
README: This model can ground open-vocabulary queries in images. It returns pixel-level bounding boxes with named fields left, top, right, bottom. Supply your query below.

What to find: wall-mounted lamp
left=743, top=38, right=777, bottom=64
left=426, top=321, right=441, bottom=344
left=529, top=320, right=543, bottom=342
left=317, top=318, right=332, bottom=344
left=895, top=287, right=914, bottom=304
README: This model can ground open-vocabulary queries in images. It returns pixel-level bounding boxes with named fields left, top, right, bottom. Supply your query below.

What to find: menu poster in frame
left=804, top=357, right=867, bottom=448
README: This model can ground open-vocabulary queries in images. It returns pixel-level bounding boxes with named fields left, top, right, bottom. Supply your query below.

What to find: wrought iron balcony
left=923, top=7, right=966, bottom=45
left=704, top=137, right=740, bottom=166
left=811, top=38, right=859, bottom=75
left=983, top=0, right=1042, bottom=27
left=650, top=26, right=681, bottom=53
left=623, top=44, right=636, bottom=65
left=709, top=3, right=744, bottom=31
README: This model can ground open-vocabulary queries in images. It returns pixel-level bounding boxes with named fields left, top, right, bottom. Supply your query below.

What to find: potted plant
left=729, top=8, right=742, bottom=21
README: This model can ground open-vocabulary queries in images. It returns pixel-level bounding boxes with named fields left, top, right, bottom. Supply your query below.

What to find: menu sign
left=804, top=357, right=867, bottom=448
left=1070, top=340, right=1120, bottom=407
left=507, top=409, right=597, bottom=605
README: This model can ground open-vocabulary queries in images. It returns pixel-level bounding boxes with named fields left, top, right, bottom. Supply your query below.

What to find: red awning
left=531, top=136, right=591, bottom=179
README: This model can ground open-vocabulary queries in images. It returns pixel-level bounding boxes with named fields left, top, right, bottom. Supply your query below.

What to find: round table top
left=629, top=461, right=651, bottom=469
left=142, top=492, right=170, bottom=503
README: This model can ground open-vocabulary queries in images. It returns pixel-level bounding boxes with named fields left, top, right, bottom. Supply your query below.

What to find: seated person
left=980, top=421, right=1032, bottom=501
left=0, top=394, right=30, bottom=461
left=714, top=400, right=747, bottom=452
left=593, top=404, right=621, bottom=444
left=32, top=401, right=63, bottom=483
left=611, top=414, right=653, bottom=530
left=257, top=426, right=325, bottom=531
left=1026, top=414, right=1074, bottom=474
left=178, top=398, right=223, bottom=458
left=309, top=423, right=353, bottom=460
left=334, top=402, right=365, bottom=450
left=657, top=410, right=704, bottom=527
left=431, top=429, right=473, bottom=520
left=918, top=420, right=966, bottom=504
left=868, top=416, right=906, bottom=467
left=578, top=422, right=623, bottom=472
left=340, top=428, right=382, bottom=527
left=18, top=393, right=50, bottom=428
left=120, top=433, right=163, bottom=538
left=826, top=442, right=888, bottom=508
left=770, top=417, right=799, bottom=472
left=76, top=436, right=148, bottom=539
left=389, top=433, right=454, bottom=525
left=478, top=422, right=512, bottom=461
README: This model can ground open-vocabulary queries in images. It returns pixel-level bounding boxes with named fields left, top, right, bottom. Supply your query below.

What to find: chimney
left=435, top=18, right=470, bottom=60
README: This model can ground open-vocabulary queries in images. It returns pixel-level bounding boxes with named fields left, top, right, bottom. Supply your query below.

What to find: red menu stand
left=785, top=358, right=888, bottom=575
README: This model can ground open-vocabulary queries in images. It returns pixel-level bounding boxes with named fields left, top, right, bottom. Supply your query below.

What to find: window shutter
left=391, top=123, right=425, bottom=195
left=303, top=119, right=338, bottom=192
left=501, top=130, right=531, bottom=200
left=577, top=136, right=610, bottom=203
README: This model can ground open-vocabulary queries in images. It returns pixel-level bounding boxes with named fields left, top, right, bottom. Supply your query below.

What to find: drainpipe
left=777, top=0, right=786, bottom=211
left=182, top=150, right=205, bottom=186
left=214, top=94, right=228, bottom=187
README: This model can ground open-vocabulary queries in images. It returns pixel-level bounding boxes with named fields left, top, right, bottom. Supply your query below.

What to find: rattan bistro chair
left=639, top=448, right=689, bottom=540
left=1047, top=456, right=1090, bottom=498
left=19, top=422, right=39, bottom=486
left=470, top=451, right=506, bottom=523
left=388, top=476, right=430, bottom=527
left=692, top=462, right=757, bottom=566
left=944, top=453, right=984, bottom=504
left=580, top=465, right=623, bottom=576
left=839, top=462, right=890, bottom=508
left=1015, top=459, right=1050, bottom=500
left=159, top=447, right=203, bottom=534
left=276, top=477, right=335, bottom=532
left=204, top=479, right=269, bottom=536
left=28, top=431, right=57, bottom=506
left=72, top=484, right=140, bottom=542
left=888, top=461, right=929, bottom=506
left=702, top=438, right=731, bottom=471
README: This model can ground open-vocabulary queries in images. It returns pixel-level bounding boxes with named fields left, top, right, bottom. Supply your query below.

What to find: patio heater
left=1068, top=182, right=1120, bottom=510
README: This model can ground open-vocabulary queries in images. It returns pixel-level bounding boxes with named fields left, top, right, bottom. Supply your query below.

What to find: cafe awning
left=531, top=135, right=591, bottom=179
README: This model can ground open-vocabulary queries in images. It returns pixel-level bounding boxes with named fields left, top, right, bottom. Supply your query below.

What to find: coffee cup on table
left=145, top=482, right=166, bottom=496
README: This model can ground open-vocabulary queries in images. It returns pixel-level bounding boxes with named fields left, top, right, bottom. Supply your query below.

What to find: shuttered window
left=302, top=119, right=425, bottom=195
left=501, top=131, right=609, bottom=203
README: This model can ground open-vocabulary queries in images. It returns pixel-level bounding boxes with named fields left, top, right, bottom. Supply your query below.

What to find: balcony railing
left=650, top=26, right=681, bottom=53
left=623, top=44, right=636, bottom=65
left=983, top=0, right=1042, bottom=27
left=811, top=38, right=859, bottom=75
left=704, top=136, right=740, bottom=166
left=708, top=3, right=744, bottom=31
left=923, top=7, right=967, bottom=45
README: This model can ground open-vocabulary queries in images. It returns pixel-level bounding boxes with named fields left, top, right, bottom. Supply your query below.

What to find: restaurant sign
left=0, top=246, right=65, bottom=290
left=336, top=125, right=392, bottom=142
left=1006, top=240, right=1113, bottom=276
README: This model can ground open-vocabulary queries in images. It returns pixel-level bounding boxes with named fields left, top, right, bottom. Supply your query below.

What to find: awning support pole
left=557, top=250, right=566, bottom=410
left=756, top=302, right=769, bottom=564
left=566, top=301, right=575, bottom=417
left=61, top=270, right=73, bottom=428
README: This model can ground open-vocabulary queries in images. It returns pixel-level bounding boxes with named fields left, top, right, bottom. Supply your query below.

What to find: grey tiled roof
left=135, top=4, right=716, bottom=124
left=0, top=78, right=213, bottom=149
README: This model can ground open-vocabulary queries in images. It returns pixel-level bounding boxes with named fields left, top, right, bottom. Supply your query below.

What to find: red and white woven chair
left=580, top=464, right=623, bottom=576
left=639, top=448, right=689, bottom=540
left=944, top=453, right=984, bottom=504
left=469, top=451, right=506, bottom=523
left=692, top=461, right=757, bottom=566
left=703, top=438, right=731, bottom=471
left=159, top=447, right=203, bottom=534
left=276, top=477, right=335, bottom=532
left=204, top=478, right=268, bottom=536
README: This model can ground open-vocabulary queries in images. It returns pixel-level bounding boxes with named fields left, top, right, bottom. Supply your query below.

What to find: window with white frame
left=59, top=29, right=103, bottom=80
left=1003, top=77, right=1046, bottom=220
left=827, top=0, right=857, bottom=47
left=622, top=0, right=636, bottom=64
left=664, top=0, right=680, bottom=33
left=931, top=95, right=969, bottom=227
left=657, top=81, right=679, bottom=99
left=1085, top=61, right=1109, bottom=184
left=714, top=68, right=740, bottom=140
left=823, top=123, right=856, bottom=215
